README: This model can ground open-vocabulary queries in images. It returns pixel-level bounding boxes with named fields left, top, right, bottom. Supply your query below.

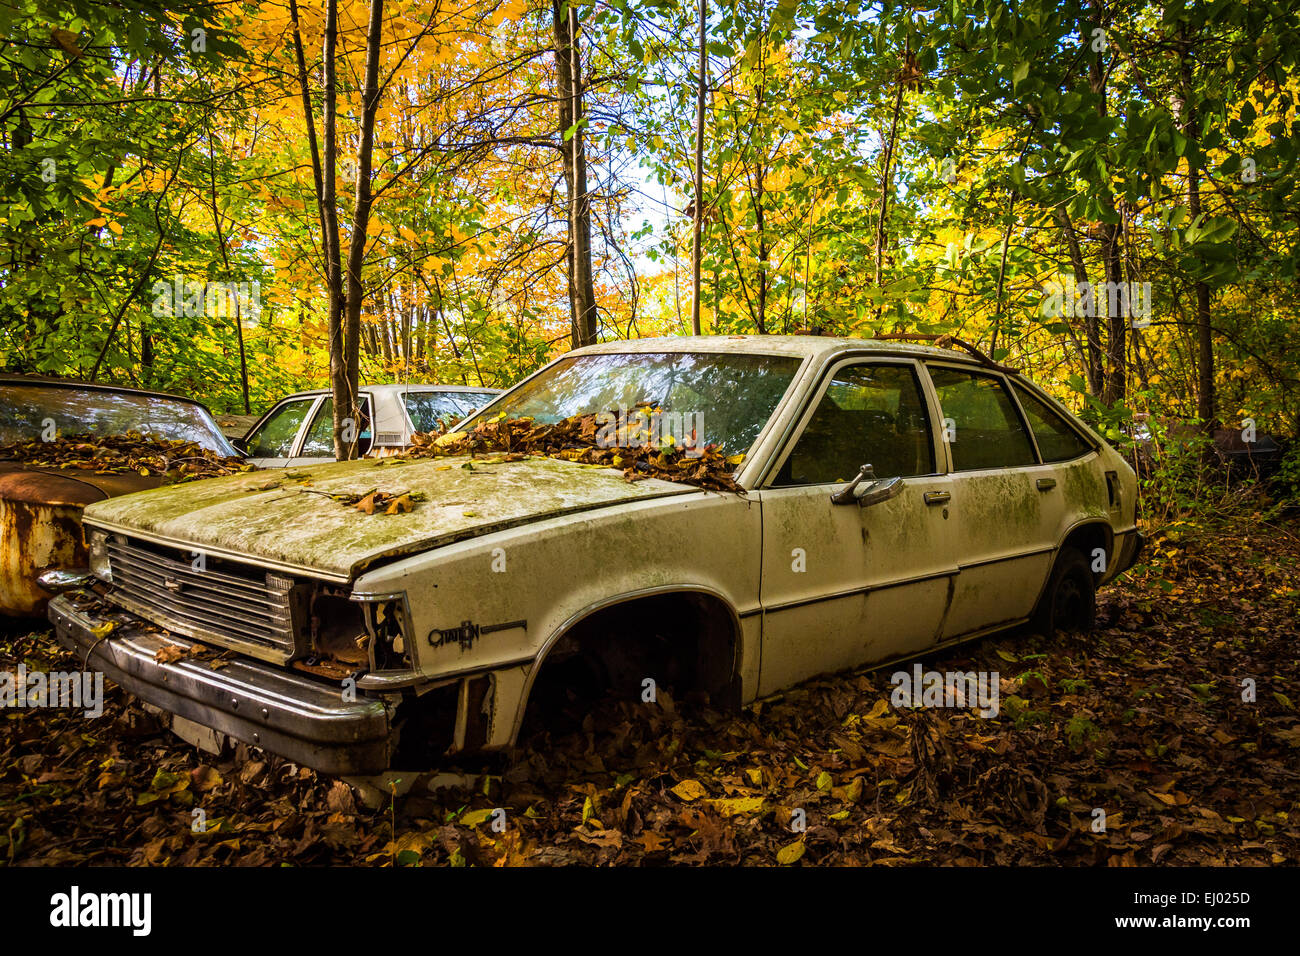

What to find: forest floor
left=3, top=511, right=1299, bottom=866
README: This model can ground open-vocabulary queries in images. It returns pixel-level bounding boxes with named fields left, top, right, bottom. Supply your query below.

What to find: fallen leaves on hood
left=402, top=411, right=745, bottom=493
left=0, top=433, right=253, bottom=480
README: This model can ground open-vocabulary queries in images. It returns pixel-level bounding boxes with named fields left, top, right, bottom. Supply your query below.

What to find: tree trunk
left=690, top=0, right=707, bottom=336
left=1180, top=27, right=1215, bottom=431
left=552, top=1, right=598, bottom=348
left=1053, top=207, right=1105, bottom=396
left=336, top=0, right=385, bottom=459
left=319, top=0, right=348, bottom=457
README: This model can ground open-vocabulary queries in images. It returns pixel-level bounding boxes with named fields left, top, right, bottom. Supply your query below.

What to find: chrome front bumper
left=48, top=593, right=396, bottom=774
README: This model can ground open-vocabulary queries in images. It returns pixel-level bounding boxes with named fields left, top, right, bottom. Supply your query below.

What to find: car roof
left=569, top=334, right=986, bottom=366
left=275, top=383, right=503, bottom=401
left=0, top=373, right=215, bottom=408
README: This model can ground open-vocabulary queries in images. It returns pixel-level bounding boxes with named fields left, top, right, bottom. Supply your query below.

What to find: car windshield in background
left=457, top=352, right=803, bottom=456
left=404, top=391, right=497, bottom=432
left=0, top=384, right=236, bottom=455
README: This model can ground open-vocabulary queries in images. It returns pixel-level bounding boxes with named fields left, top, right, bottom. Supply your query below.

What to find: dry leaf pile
left=0, top=434, right=253, bottom=481
left=404, top=412, right=745, bottom=493
left=3, top=512, right=1297, bottom=866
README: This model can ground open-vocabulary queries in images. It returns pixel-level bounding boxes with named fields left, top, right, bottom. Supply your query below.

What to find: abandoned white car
left=235, top=383, right=502, bottom=467
left=46, top=336, right=1141, bottom=784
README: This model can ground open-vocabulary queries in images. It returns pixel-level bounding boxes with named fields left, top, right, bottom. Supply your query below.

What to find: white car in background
left=236, top=384, right=502, bottom=467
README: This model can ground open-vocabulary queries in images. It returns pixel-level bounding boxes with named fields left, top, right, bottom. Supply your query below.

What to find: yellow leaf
left=460, top=808, right=494, bottom=827
left=670, top=779, right=708, bottom=802
left=776, top=840, right=805, bottom=865
left=107, top=221, right=123, bottom=235
left=710, top=796, right=765, bottom=816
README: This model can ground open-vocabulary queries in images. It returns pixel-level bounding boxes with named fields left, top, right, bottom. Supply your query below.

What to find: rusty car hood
left=80, top=455, right=696, bottom=580
left=0, top=460, right=162, bottom=507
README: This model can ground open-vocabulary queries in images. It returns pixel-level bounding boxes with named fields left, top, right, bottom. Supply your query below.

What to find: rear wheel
left=1030, top=546, right=1096, bottom=636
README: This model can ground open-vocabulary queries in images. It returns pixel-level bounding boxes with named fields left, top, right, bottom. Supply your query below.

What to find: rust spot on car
left=0, top=463, right=160, bottom=616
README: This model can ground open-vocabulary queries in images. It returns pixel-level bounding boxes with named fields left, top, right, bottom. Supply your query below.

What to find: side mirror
left=831, top=463, right=905, bottom=507
left=854, top=475, right=905, bottom=507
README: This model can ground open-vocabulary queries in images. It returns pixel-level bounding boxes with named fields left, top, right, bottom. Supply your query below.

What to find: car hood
left=0, top=461, right=161, bottom=507
left=81, top=455, right=695, bottom=580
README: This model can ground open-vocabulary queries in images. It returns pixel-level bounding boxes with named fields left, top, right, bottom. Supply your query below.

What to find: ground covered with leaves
left=2, top=513, right=1298, bottom=866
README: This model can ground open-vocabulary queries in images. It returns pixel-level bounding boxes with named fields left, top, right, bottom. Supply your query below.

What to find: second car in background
left=236, top=384, right=502, bottom=467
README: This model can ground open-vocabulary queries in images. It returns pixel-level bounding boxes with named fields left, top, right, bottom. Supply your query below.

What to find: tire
left=1030, top=546, right=1096, bottom=636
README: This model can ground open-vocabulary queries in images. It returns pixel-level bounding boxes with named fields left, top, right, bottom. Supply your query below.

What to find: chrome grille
left=105, top=538, right=302, bottom=663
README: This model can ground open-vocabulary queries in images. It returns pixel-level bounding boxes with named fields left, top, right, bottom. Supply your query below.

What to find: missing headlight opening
left=361, top=597, right=412, bottom=672
left=290, top=587, right=370, bottom=681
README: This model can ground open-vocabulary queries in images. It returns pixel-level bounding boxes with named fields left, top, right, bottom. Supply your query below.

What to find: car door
left=924, top=363, right=1065, bottom=639
left=288, top=395, right=374, bottom=466
left=756, top=357, right=957, bottom=696
left=240, top=397, right=318, bottom=468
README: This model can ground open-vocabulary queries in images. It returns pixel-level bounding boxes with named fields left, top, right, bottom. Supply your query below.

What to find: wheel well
left=1060, top=522, right=1112, bottom=580
left=521, top=591, right=741, bottom=728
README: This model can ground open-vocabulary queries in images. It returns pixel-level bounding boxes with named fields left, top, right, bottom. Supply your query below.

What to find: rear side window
left=301, top=397, right=372, bottom=456
left=928, top=366, right=1035, bottom=471
left=773, top=363, right=934, bottom=485
left=1012, top=383, right=1092, bottom=461
left=245, top=399, right=312, bottom=459
left=404, top=392, right=474, bottom=432
left=459, top=392, right=498, bottom=415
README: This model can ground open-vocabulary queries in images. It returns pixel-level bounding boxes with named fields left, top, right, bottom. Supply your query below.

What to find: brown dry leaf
left=154, top=643, right=185, bottom=664
left=190, top=765, right=223, bottom=793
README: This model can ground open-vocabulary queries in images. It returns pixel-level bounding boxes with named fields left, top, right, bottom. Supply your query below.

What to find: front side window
left=1011, top=383, right=1092, bottom=462
left=927, top=366, right=1035, bottom=471
left=773, top=363, right=935, bottom=486
left=244, top=398, right=313, bottom=459
left=301, top=397, right=372, bottom=456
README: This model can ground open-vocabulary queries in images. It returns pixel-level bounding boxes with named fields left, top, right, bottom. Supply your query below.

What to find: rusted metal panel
left=0, top=464, right=158, bottom=616
left=0, top=497, right=88, bottom=616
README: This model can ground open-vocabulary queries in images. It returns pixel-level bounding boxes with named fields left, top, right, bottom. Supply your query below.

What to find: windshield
left=456, top=351, right=803, bottom=458
left=0, top=383, right=237, bottom=455
left=404, top=390, right=496, bottom=432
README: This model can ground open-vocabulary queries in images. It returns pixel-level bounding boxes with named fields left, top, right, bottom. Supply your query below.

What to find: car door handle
left=1036, top=478, right=1057, bottom=491
left=923, top=491, right=950, bottom=505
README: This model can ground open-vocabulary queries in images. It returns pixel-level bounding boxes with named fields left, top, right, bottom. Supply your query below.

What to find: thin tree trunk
left=337, top=0, right=385, bottom=459
left=690, top=0, right=707, bottom=335
left=1054, top=207, right=1105, bottom=396
left=1180, top=27, right=1215, bottom=431
left=320, top=0, right=348, bottom=457
left=874, top=78, right=904, bottom=286
left=553, top=2, right=598, bottom=348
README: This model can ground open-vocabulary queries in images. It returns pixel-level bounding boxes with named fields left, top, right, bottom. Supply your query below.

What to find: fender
left=507, top=583, right=746, bottom=745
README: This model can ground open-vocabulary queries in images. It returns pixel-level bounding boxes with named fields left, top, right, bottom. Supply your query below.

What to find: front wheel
left=1030, top=546, right=1096, bottom=636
